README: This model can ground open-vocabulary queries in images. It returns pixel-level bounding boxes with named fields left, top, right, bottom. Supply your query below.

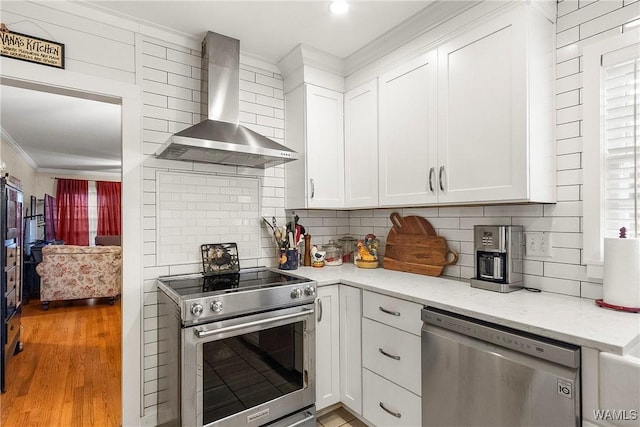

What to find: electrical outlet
left=525, top=232, right=552, bottom=257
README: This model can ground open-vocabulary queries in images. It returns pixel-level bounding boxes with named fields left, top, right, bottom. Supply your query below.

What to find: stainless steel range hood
left=155, top=31, right=298, bottom=169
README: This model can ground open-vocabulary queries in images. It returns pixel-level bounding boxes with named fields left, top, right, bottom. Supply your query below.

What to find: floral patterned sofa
left=35, top=245, right=122, bottom=310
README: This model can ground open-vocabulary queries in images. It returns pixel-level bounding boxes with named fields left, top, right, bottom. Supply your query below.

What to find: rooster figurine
left=207, top=245, right=233, bottom=272
left=355, top=234, right=380, bottom=268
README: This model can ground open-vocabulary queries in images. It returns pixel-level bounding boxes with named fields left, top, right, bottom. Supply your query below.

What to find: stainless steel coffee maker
left=470, top=225, right=523, bottom=293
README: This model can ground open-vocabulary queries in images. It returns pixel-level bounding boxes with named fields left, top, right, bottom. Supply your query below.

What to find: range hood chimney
left=155, top=31, right=298, bottom=169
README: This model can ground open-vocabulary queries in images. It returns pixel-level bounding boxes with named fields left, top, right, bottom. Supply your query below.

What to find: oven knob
left=210, top=300, right=223, bottom=313
left=304, top=286, right=316, bottom=297
left=290, top=288, right=303, bottom=299
left=190, top=304, right=203, bottom=316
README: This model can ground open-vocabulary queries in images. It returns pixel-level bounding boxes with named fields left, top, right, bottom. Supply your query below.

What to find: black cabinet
left=1, top=175, right=24, bottom=393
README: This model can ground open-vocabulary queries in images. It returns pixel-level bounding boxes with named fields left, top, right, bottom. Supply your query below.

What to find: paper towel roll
left=603, top=237, right=640, bottom=308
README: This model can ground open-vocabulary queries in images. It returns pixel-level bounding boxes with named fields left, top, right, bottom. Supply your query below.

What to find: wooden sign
left=0, top=26, right=64, bottom=69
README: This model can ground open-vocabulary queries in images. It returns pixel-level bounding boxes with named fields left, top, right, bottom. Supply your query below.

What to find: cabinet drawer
left=363, top=291, right=422, bottom=335
left=5, top=246, right=17, bottom=269
left=362, top=317, right=421, bottom=396
left=363, top=369, right=421, bottom=427
left=6, top=311, right=21, bottom=348
left=5, top=267, right=17, bottom=294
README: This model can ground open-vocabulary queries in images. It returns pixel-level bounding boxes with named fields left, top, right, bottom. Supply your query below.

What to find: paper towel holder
left=596, top=226, right=640, bottom=313
left=595, top=299, right=640, bottom=313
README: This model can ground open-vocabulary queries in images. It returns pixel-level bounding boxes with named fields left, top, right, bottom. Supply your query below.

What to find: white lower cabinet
left=315, top=285, right=340, bottom=410
left=362, top=369, right=422, bottom=427
left=339, top=285, right=362, bottom=415
left=362, top=318, right=421, bottom=396
left=361, top=291, right=422, bottom=426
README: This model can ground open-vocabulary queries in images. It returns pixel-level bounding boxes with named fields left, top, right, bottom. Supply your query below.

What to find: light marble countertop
left=288, top=264, right=640, bottom=355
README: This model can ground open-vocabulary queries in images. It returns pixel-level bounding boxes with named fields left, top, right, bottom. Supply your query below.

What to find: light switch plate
left=525, top=232, right=552, bottom=257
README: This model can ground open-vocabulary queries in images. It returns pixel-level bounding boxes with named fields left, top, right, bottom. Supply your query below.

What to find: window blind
left=603, top=48, right=639, bottom=238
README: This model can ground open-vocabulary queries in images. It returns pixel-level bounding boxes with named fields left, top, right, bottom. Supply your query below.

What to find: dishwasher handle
left=422, top=307, right=580, bottom=369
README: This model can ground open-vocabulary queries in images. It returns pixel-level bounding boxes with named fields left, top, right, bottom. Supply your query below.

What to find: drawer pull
left=378, top=306, right=400, bottom=316
left=378, top=347, right=400, bottom=361
left=379, top=402, right=401, bottom=418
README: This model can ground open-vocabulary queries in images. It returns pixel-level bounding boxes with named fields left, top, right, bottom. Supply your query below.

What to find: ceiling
left=0, top=1, right=441, bottom=174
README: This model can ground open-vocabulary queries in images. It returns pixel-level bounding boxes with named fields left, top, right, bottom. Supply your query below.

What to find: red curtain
left=97, top=181, right=121, bottom=236
left=56, top=179, right=89, bottom=246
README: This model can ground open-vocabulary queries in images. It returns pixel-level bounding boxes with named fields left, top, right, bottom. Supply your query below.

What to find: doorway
left=0, top=59, right=143, bottom=425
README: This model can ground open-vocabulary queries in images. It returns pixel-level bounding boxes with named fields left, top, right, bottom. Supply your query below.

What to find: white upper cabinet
left=344, top=79, right=379, bottom=208
left=378, top=51, right=438, bottom=207
left=285, top=84, right=345, bottom=209
left=436, top=4, right=555, bottom=204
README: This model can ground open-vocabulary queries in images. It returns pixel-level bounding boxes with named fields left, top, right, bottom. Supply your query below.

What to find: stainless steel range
left=157, top=266, right=317, bottom=427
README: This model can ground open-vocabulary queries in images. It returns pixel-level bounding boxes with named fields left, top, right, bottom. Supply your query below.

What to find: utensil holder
left=278, top=248, right=298, bottom=270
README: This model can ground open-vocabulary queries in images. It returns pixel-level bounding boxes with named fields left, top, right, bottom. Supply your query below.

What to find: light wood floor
left=0, top=297, right=121, bottom=427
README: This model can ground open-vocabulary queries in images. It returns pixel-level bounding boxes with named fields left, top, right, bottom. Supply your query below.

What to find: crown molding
left=1, top=127, right=37, bottom=169
left=343, top=1, right=480, bottom=76
left=37, top=168, right=122, bottom=179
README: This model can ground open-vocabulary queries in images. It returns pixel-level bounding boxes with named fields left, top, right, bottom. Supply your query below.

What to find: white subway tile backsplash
left=558, top=0, right=579, bottom=17
left=166, top=48, right=200, bottom=68
left=552, top=232, right=583, bottom=249
left=438, top=206, right=484, bottom=217
left=557, top=136, right=583, bottom=155
left=523, top=275, right=581, bottom=296
left=556, top=104, right=583, bottom=125
left=143, top=41, right=167, bottom=58
left=544, top=261, right=587, bottom=281
left=556, top=0, right=622, bottom=33
left=556, top=153, right=581, bottom=170
left=557, top=57, right=581, bottom=78
left=240, top=100, right=275, bottom=117
left=144, top=54, right=192, bottom=77
left=256, top=94, right=285, bottom=109
left=459, top=217, right=511, bottom=229
left=167, top=73, right=200, bottom=91
left=143, top=67, right=168, bottom=83
left=483, top=205, right=544, bottom=217
left=556, top=72, right=583, bottom=94
left=557, top=168, right=583, bottom=186
left=144, top=82, right=192, bottom=104
left=556, top=90, right=581, bottom=109
left=524, top=260, right=544, bottom=275
left=557, top=185, right=581, bottom=201
left=256, top=73, right=284, bottom=90
left=513, top=216, right=581, bottom=233
left=240, top=80, right=275, bottom=97
left=556, top=121, right=581, bottom=140
left=580, top=2, right=640, bottom=39
left=556, top=26, right=580, bottom=47
left=581, top=282, right=603, bottom=299
left=543, top=201, right=583, bottom=217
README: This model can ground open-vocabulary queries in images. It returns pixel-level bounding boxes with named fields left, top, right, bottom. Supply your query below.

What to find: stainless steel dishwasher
left=421, top=307, right=581, bottom=426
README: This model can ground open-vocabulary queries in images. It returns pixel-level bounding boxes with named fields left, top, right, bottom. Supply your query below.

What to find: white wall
left=0, top=136, right=37, bottom=201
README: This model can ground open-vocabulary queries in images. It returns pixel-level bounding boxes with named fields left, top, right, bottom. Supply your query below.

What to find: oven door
left=182, top=304, right=316, bottom=427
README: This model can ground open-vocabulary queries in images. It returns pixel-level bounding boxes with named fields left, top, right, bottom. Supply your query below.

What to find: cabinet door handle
left=439, top=165, right=445, bottom=192
left=379, top=306, right=400, bottom=316
left=379, top=402, right=402, bottom=418
left=310, top=179, right=315, bottom=199
left=378, top=347, right=401, bottom=360
left=317, top=298, right=323, bottom=322
left=428, top=167, right=435, bottom=192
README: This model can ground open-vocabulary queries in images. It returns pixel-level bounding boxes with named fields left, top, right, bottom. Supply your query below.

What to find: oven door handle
left=194, top=309, right=314, bottom=339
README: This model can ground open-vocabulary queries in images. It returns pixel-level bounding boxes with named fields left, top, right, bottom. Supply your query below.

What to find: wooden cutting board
left=384, top=213, right=458, bottom=277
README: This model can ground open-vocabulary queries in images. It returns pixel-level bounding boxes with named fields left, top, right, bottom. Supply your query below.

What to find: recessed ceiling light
left=330, top=0, right=349, bottom=15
